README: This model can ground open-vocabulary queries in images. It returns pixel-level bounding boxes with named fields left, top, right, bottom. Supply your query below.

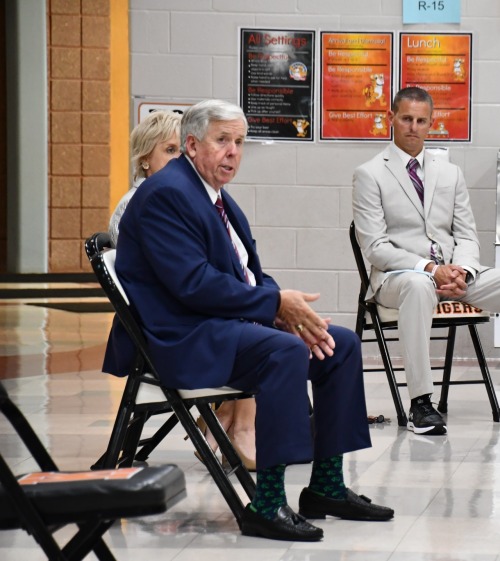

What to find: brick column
left=48, top=0, right=111, bottom=272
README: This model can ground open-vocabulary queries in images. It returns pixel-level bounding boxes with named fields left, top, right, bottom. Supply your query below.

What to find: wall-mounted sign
left=320, top=31, right=394, bottom=141
left=399, top=32, right=472, bottom=142
left=239, top=28, right=315, bottom=141
left=133, top=99, right=192, bottom=126
left=403, top=0, right=461, bottom=24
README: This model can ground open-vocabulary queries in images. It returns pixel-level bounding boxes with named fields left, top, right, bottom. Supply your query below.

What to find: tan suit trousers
left=375, top=267, right=500, bottom=399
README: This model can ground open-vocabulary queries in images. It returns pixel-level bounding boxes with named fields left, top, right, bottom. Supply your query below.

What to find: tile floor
left=1, top=296, right=500, bottom=560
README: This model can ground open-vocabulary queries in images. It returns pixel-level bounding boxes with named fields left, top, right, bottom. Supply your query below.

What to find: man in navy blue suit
left=104, top=99, right=393, bottom=541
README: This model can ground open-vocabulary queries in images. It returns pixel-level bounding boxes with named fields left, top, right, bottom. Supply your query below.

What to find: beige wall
left=44, top=1, right=500, bottom=359
left=128, top=0, right=500, bottom=359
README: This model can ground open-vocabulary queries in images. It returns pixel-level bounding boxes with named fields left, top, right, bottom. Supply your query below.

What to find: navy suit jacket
left=103, top=155, right=281, bottom=389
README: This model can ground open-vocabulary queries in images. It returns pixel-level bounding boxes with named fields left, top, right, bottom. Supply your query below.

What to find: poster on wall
left=239, top=28, right=315, bottom=141
left=133, top=99, right=192, bottom=126
left=320, top=31, right=394, bottom=141
left=399, top=32, right=472, bottom=142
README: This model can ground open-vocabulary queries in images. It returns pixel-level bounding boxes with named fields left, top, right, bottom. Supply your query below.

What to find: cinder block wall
left=129, top=0, right=500, bottom=359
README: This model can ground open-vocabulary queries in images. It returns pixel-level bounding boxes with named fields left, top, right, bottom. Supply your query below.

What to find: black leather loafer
left=241, top=504, right=323, bottom=541
left=298, top=488, right=394, bottom=521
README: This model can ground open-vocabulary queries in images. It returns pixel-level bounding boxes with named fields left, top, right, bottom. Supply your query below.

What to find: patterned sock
left=308, top=454, right=347, bottom=500
left=250, top=464, right=287, bottom=520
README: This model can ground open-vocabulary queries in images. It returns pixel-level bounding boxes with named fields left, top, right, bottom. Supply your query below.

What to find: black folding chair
left=85, top=233, right=256, bottom=527
left=85, top=233, right=177, bottom=468
left=0, top=380, right=185, bottom=561
left=349, top=221, right=500, bottom=427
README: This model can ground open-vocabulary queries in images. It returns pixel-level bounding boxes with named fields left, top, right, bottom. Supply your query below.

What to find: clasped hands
left=276, top=289, right=335, bottom=360
left=432, top=264, right=468, bottom=298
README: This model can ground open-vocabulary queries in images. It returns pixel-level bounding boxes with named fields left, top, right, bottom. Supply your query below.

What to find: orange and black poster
left=320, top=32, right=393, bottom=141
left=239, top=28, right=315, bottom=141
left=400, top=33, right=472, bottom=142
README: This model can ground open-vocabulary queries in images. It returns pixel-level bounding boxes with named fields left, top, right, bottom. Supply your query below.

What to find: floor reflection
left=0, top=299, right=113, bottom=379
left=0, top=298, right=500, bottom=560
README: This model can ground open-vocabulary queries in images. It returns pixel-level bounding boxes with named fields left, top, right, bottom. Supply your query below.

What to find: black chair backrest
left=84, top=231, right=114, bottom=261
left=349, top=221, right=371, bottom=300
left=87, top=234, right=161, bottom=381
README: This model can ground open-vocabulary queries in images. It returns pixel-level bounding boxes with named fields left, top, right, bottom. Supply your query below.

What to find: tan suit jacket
left=352, top=144, right=484, bottom=300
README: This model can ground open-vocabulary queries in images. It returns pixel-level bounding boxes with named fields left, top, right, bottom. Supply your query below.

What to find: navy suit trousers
left=227, top=323, right=371, bottom=470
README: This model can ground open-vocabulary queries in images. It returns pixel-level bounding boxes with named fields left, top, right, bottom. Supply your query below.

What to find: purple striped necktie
left=407, top=158, right=424, bottom=204
left=214, top=196, right=250, bottom=284
left=406, top=159, right=440, bottom=262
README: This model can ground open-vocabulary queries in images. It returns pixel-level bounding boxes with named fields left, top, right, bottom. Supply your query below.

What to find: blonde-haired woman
left=109, top=110, right=182, bottom=246
left=109, top=108, right=256, bottom=470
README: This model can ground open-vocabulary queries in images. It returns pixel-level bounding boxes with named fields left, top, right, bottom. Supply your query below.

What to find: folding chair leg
left=469, top=324, right=500, bottom=422
left=198, top=402, right=256, bottom=500
left=134, top=413, right=179, bottom=462
left=437, top=325, right=456, bottom=414
left=24, top=516, right=67, bottom=561
left=371, top=312, right=408, bottom=427
left=89, top=537, right=118, bottom=561
left=355, top=305, right=365, bottom=340
left=61, top=520, right=115, bottom=561
left=0, top=455, right=68, bottom=560
left=119, top=412, right=149, bottom=467
left=174, top=398, right=253, bottom=527
left=92, top=374, right=142, bottom=470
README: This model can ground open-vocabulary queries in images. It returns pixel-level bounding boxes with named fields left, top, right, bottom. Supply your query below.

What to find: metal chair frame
left=349, top=221, right=500, bottom=427
left=85, top=233, right=256, bottom=527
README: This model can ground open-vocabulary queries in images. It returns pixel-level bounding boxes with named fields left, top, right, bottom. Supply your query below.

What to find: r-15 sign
left=403, top=0, right=461, bottom=23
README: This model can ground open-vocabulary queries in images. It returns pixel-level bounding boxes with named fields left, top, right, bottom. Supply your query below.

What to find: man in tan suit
left=353, top=87, right=500, bottom=435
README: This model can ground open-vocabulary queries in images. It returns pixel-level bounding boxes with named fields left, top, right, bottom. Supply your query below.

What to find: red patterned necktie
left=214, top=196, right=250, bottom=284
left=407, top=158, right=424, bottom=204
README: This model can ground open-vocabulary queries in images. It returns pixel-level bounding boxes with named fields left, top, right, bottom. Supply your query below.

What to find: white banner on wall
left=132, top=98, right=192, bottom=126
